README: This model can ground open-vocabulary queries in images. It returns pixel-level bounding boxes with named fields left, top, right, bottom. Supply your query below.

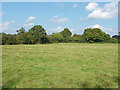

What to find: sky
left=1, top=1, right=119, bottom=36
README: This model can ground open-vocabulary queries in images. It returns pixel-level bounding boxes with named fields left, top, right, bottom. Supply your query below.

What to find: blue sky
left=1, top=2, right=118, bottom=36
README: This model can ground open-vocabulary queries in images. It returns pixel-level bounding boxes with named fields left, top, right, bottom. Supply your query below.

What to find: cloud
left=88, top=9, right=112, bottom=19
left=26, top=16, right=36, bottom=22
left=86, top=3, right=98, bottom=11
left=53, top=15, right=59, bottom=18
left=69, top=28, right=75, bottom=32
left=1, top=20, right=15, bottom=31
left=48, top=26, right=74, bottom=35
left=24, top=23, right=34, bottom=27
left=50, top=17, right=68, bottom=23
left=49, top=26, right=63, bottom=32
left=73, top=3, right=78, bottom=8
left=87, top=24, right=116, bottom=34
left=86, top=2, right=118, bottom=19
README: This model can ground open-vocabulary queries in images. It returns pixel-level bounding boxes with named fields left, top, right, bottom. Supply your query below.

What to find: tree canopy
left=82, top=28, right=111, bottom=43
left=1, top=25, right=118, bottom=45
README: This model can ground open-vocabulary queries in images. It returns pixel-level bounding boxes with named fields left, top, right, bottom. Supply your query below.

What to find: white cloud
left=1, top=20, right=15, bottom=31
left=86, top=2, right=118, bottom=19
left=26, top=16, right=36, bottom=22
left=49, top=26, right=63, bottom=32
left=53, top=15, right=59, bottom=18
left=50, top=17, right=68, bottom=23
left=48, top=26, right=74, bottom=34
left=70, top=28, right=74, bottom=32
left=87, top=24, right=115, bottom=34
left=86, top=3, right=98, bottom=11
left=88, top=9, right=112, bottom=19
left=24, top=23, right=34, bottom=27
left=73, top=3, right=78, bottom=8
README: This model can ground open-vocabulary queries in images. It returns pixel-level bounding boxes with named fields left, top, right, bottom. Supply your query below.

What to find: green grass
left=2, top=43, right=118, bottom=88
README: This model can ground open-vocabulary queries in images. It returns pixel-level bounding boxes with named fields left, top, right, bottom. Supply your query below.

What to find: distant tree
left=28, top=25, right=47, bottom=44
left=2, top=33, right=16, bottom=45
left=60, top=28, right=72, bottom=42
left=60, top=28, right=72, bottom=38
left=16, top=28, right=29, bottom=44
left=49, top=33, right=63, bottom=43
left=112, top=35, right=119, bottom=39
left=72, top=34, right=82, bottom=42
left=17, top=28, right=25, bottom=34
left=107, top=34, right=111, bottom=38
left=82, top=28, right=110, bottom=43
left=112, top=34, right=120, bottom=43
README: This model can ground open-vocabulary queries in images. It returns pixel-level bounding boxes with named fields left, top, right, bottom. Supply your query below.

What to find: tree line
left=0, top=25, right=119, bottom=45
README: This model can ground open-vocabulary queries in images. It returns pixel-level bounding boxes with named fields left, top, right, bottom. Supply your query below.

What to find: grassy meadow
left=2, top=43, right=118, bottom=88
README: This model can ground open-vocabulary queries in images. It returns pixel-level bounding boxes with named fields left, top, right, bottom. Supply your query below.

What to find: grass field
left=2, top=43, right=118, bottom=88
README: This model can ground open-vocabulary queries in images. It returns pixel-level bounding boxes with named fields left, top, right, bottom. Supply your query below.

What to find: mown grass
left=2, top=43, right=118, bottom=88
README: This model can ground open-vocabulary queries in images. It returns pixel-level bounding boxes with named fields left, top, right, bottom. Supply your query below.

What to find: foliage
left=102, top=38, right=118, bottom=43
left=82, top=28, right=111, bottom=43
left=2, top=33, right=17, bottom=45
left=16, top=28, right=28, bottom=44
left=60, top=28, right=72, bottom=38
left=49, top=33, right=63, bottom=43
left=27, top=25, right=47, bottom=44
left=112, top=35, right=119, bottom=39
left=1, top=25, right=119, bottom=44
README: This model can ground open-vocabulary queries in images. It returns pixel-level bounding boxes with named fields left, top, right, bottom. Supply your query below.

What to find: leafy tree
left=17, top=28, right=25, bottom=34
left=82, top=28, right=110, bottom=43
left=28, top=25, right=47, bottom=44
left=16, top=28, right=29, bottom=44
left=72, top=34, right=82, bottom=43
left=60, top=28, right=72, bottom=38
left=49, top=33, right=63, bottom=43
left=2, top=33, right=16, bottom=45
left=60, top=28, right=72, bottom=42
left=112, top=35, right=119, bottom=39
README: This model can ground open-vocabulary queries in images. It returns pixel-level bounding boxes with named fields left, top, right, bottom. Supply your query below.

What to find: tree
left=16, top=28, right=28, bottom=44
left=17, top=28, right=25, bottom=34
left=112, top=35, right=119, bottom=39
left=28, top=25, right=47, bottom=44
left=72, top=34, right=82, bottom=43
left=82, top=28, right=110, bottom=43
left=49, top=33, right=63, bottom=43
left=60, top=28, right=72, bottom=42
left=60, top=28, right=72, bottom=38
left=2, top=33, right=16, bottom=45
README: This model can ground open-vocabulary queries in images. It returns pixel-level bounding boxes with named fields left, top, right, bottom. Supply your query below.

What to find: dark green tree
left=2, top=33, right=16, bottom=45
left=28, top=25, right=47, bottom=44
left=49, top=33, right=63, bottom=43
left=82, top=28, right=110, bottom=43
left=60, top=28, right=72, bottom=42
left=16, top=28, right=29, bottom=44
left=60, top=28, right=72, bottom=38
